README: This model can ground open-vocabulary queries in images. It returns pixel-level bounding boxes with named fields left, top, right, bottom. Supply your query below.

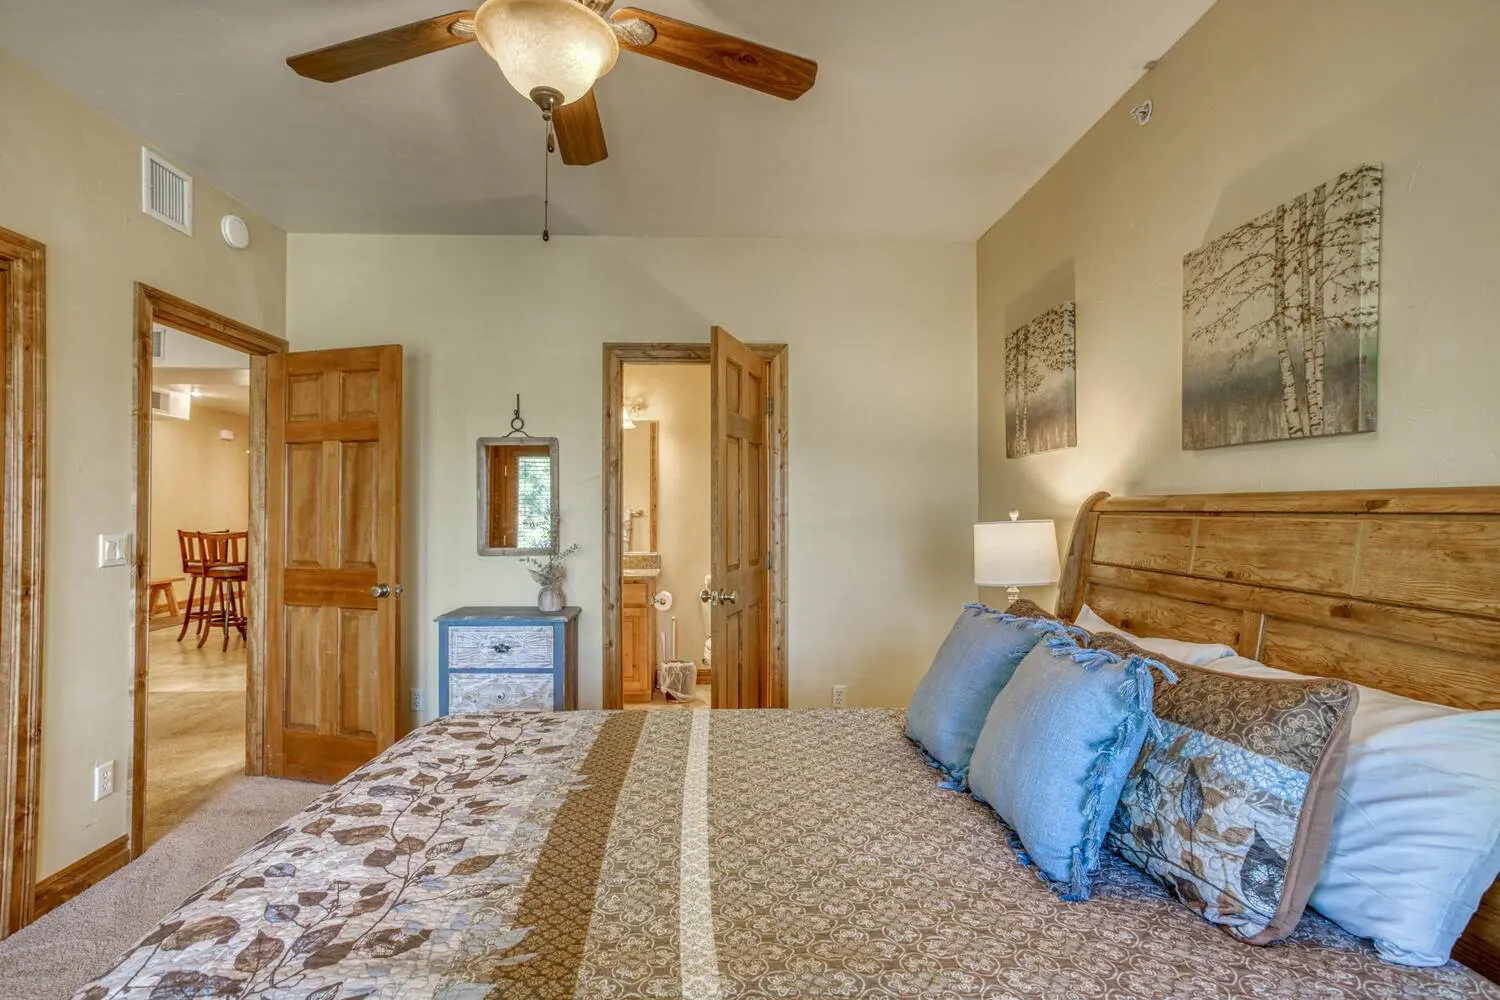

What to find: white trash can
left=657, top=660, right=696, bottom=702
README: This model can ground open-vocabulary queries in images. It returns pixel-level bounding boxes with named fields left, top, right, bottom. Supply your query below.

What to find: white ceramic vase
left=537, top=585, right=564, bottom=613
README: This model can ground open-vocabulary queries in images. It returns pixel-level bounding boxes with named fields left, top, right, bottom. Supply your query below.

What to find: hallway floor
left=145, top=625, right=246, bottom=847
left=624, top=683, right=712, bottom=710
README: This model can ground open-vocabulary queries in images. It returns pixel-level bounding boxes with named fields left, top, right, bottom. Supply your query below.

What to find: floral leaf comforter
left=76, top=709, right=1499, bottom=999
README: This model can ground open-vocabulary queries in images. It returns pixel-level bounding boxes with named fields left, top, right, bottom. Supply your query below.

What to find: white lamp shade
left=474, top=0, right=621, bottom=107
left=974, top=519, right=1060, bottom=587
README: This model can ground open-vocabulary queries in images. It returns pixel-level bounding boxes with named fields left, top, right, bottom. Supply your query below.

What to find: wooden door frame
left=602, top=338, right=788, bottom=710
left=131, top=285, right=287, bottom=857
left=0, top=227, right=46, bottom=935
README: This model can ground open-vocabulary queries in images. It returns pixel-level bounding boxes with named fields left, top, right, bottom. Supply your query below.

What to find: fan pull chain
left=542, top=116, right=555, bottom=243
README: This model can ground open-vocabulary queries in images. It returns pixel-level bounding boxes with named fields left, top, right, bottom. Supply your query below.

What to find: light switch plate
left=97, top=533, right=129, bottom=568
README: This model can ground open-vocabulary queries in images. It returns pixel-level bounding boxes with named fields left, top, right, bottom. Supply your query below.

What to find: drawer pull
left=489, top=641, right=515, bottom=655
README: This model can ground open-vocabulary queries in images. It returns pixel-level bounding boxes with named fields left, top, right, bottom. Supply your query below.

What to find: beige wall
left=288, top=235, right=977, bottom=715
left=148, top=405, right=251, bottom=602
left=0, top=49, right=286, bottom=877
left=977, top=0, right=1500, bottom=608
left=624, top=365, right=712, bottom=670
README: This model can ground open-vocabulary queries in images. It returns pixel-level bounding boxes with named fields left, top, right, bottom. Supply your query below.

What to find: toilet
left=700, top=573, right=713, bottom=669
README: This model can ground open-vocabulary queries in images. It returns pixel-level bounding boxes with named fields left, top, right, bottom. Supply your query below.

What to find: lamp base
left=1005, top=586, right=1021, bottom=608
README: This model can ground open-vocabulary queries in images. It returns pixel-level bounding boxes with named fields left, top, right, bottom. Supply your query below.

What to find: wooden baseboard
left=697, top=667, right=711, bottom=686
left=32, top=836, right=129, bottom=919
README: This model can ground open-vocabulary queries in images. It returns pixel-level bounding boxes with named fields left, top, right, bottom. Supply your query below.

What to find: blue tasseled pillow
left=905, top=603, right=1061, bottom=787
left=967, top=630, right=1176, bottom=901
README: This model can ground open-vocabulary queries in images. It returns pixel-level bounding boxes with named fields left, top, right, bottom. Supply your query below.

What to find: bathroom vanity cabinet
left=621, top=578, right=657, bottom=702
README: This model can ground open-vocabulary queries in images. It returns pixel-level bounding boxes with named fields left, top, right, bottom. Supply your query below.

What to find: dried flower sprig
left=522, top=543, right=579, bottom=588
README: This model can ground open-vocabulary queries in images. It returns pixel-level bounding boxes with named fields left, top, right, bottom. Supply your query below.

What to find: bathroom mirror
left=477, top=437, right=559, bottom=556
left=622, top=420, right=658, bottom=552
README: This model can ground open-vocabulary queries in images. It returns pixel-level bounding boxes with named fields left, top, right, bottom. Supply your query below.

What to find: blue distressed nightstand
left=436, top=606, right=580, bottom=714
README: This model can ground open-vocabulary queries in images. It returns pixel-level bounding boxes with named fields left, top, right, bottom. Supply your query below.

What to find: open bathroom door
left=710, top=326, right=770, bottom=709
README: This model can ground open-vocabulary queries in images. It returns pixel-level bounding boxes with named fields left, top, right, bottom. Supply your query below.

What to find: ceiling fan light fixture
left=474, top=0, right=620, bottom=110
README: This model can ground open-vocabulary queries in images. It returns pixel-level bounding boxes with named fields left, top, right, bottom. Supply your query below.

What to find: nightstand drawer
left=449, top=672, right=554, bottom=713
left=447, top=625, right=554, bottom=670
left=436, top=607, right=579, bottom=715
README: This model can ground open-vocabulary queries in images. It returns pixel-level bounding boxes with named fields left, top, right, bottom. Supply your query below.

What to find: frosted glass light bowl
left=474, top=0, right=620, bottom=107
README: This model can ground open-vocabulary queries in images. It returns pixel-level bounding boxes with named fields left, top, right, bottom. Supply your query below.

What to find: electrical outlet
left=409, top=688, right=424, bottom=713
left=831, top=684, right=847, bottom=709
left=93, top=760, right=115, bottom=801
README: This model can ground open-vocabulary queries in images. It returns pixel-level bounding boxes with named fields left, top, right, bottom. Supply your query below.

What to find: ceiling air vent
left=141, top=148, right=193, bottom=236
left=151, top=388, right=191, bottom=421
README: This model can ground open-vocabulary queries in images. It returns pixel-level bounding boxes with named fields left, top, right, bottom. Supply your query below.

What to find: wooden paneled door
left=267, top=346, right=403, bottom=782
left=710, top=327, right=770, bottom=709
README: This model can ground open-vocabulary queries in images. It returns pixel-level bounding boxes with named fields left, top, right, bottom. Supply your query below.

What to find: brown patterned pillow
left=1004, top=598, right=1060, bottom=623
left=1091, top=632, right=1358, bottom=945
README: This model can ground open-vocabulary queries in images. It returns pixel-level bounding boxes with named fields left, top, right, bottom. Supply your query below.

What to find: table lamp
left=974, top=511, right=1060, bottom=607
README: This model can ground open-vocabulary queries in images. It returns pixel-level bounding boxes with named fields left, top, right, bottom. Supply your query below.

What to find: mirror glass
left=622, top=420, right=658, bottom=553
left=478, top=437, right=559, bottom=555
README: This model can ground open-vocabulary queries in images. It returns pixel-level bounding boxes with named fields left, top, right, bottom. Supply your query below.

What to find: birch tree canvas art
left=1005, top=302, right=1076, bottom=457
left=1182, top=164, right=1382, bottom=449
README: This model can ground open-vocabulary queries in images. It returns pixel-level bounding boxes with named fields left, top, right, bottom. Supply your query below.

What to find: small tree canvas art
left=1182, top=164, right=1382, bottom=449
left=1005, top=303, right=1077, bottom=457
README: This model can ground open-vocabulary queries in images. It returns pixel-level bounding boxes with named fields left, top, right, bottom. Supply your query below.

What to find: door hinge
left=766, top=395, right=775, bottom=417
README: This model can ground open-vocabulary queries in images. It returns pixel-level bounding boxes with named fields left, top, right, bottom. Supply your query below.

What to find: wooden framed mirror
left=622, top=419, right=659, bottom=554
left=478, top=437, right=559, bottom=555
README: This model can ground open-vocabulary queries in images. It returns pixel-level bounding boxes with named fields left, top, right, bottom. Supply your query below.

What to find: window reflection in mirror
left=478, top=437, right=559, bottom=555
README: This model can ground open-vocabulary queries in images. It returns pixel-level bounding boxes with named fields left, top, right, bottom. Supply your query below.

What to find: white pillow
left=1203, top=655, right=1500, bottom=966
left=1074, top=604, right=1237, bottom=667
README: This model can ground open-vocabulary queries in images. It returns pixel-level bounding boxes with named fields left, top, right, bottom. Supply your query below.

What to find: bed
left=75, top=486, right=1500, bottom=999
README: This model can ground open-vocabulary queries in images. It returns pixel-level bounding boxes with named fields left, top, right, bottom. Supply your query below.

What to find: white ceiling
left=153, top=327, right=250, bottom=414
left=0, top=0, right=1213, bottom=239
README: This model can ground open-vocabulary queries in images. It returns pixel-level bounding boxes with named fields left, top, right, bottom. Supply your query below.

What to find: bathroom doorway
left=602, top=335, right=788, bottom=711
left=620, top=365, right=709, bottom=707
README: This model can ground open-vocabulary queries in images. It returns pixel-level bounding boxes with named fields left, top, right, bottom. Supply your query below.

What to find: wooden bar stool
left=198, top=531, right=249, bottom=651
left=175, top=530, right=212, bottom=641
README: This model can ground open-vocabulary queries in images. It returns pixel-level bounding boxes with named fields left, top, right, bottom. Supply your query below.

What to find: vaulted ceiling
left=0, top=0, right=1213, bottom=238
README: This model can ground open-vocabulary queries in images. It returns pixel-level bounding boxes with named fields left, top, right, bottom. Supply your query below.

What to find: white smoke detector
left=220, top=214, right=251, bottom=250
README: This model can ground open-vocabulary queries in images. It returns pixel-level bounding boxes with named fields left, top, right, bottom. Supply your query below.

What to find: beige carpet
left=0, top=776, right=321, bottom=1000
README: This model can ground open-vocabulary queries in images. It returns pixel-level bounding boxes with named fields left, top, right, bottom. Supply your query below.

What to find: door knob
left=700, top=587, right=738, bottom=606
left=371, top=583, right=401, bottom=599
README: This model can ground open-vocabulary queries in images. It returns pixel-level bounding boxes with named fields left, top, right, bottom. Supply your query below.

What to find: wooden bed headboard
left=1057, top=486, right=1500, bottom=981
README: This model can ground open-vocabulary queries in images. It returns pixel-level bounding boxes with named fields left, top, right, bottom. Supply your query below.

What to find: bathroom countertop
left=623, top=568, right=661, bottom=580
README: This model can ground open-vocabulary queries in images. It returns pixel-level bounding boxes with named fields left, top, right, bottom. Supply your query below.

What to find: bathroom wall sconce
left=622, top=400, right=646, bottom=429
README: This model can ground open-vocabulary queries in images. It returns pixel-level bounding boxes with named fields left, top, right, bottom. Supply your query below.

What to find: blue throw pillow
left=905, top=603, right=1060, bottom=786
left=967, top=632, right=1175, bottom=900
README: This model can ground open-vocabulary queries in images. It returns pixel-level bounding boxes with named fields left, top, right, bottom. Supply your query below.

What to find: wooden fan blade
left=287, top=11, right=476, bottom=83
left=553, top=91, right=609, bottom=166
left=610, top=8, right=817, bottom=101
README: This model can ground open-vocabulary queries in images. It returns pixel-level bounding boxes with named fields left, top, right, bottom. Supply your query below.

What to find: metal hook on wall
left=504, top=394, right=529, bottom=437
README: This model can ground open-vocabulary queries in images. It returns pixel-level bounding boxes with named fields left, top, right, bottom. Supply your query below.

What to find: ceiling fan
left=286, top=0, right=819, bottom=167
